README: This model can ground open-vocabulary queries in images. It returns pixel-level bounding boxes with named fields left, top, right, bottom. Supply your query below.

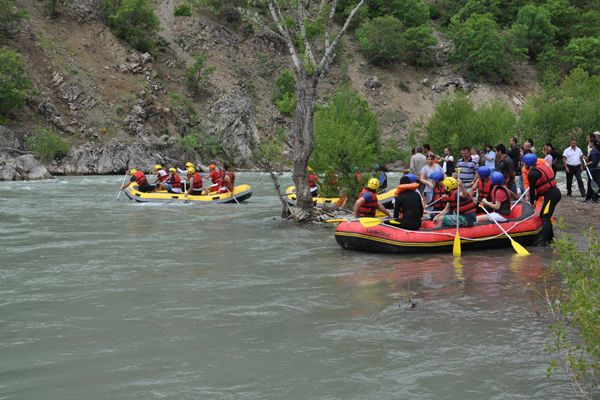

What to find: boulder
left=365, top=76, right=382, bottom=90
left=207, top=88, right=260, bottom=167
left=0, top=154, right=53, bottom=181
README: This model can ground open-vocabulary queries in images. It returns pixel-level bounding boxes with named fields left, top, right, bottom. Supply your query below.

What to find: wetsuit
left=528, top=164, right=561, bottom=245
left=393, top=190, right=423, bottom=230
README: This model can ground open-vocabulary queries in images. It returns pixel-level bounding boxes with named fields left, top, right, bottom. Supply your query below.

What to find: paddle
left=584, top=162, right=599, bottom=193
left=226, top=187, right=240, bottom=204
left=453, top=171, right=462, bottom=257
left=323, top=217, right=390, bottom=228
left=479, top=205, right=530, bottom=255
left=510, top=187, right=529, bottom=211
left=116, top=170, right=128, bottom=199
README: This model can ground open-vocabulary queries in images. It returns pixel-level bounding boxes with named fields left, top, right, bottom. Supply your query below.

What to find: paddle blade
left=324, top=219, right=347, bottom=223
left=543, top=200, right=551, bottom=215
left=453, top=232, right=461, bottom=257
left=511, top=239, right=530, bottom=255
left=359, top=218, right=383, bottom=228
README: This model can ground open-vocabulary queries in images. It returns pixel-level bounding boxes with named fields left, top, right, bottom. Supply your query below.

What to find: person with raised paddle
left=354, top=178, right=392, bottom=219
left=121, top=168, right=154, bottom=193
left=476, top=172, right=512, bottom=223
left=524, top=153, right=561, bottom=246
left=393, top=176, right=424, bottom=230
left=433, top=177, right=477, bottom=228
left=152, top=164, right=170, bottom=191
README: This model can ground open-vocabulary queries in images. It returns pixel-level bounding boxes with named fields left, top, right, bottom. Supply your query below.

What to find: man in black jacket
left=393, top=176, right=424, bottom=230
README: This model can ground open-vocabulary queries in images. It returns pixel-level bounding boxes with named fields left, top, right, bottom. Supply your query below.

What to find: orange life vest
left=447, top=189, right=477, bottom=215
left=133, top=170, right=148, bottom=185
left=476, top=178, right=492, bottom=201
left=357, top=188, right=379, bottom=217
left=394, top=183, right=420, bottom=197
left=531, top=163, right=556, bottom=195
left=189, top=172, right=203, bottom=189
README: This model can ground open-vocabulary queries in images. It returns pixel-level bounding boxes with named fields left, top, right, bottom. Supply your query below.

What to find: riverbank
left=554, top=195, right=600, bottom=237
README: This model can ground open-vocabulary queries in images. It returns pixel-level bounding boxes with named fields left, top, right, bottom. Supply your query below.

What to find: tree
left=401, top=25, right=437, bottom=67
left=356, top=16, right=404, bottom=65
left=370, top=0, right=430, bottom=28
left=563, top=36, right=600, bottom=75
left=242, top=0, right=366, bottom=221
left=272, top=69, right=297, bottom=116
left=511, top=4, right=557, bottom=60
left=100, top=0, right=160, bottom=52
left=185, top=52, right=215, bottom=94
left=0, top=47, right=32, bottom=115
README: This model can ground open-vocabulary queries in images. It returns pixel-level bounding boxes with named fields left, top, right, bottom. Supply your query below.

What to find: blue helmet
left=491, top=171, right=505, bottom=185
left=374, top=163, right=380, bottom=171
left=430, top=171, right=444, bottom=182
left=405, top=173, right=418, bottom=183
left=523, top=153, right=537, bottom=167
left=477, top=166, right=492, bottom=179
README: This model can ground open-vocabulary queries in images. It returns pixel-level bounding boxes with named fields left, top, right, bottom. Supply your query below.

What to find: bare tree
left=243, top=0, right=365, bottom=221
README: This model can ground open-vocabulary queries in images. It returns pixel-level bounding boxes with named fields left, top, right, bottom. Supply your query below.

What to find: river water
left=0, top=174, right=571, bottom=399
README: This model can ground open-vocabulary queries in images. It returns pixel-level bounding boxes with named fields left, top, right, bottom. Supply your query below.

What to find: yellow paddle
left=479, top=205, right=530, bottom=255
left=453, top=174, right=461, bottom=257
left=323, top=217, right=392, bottom=228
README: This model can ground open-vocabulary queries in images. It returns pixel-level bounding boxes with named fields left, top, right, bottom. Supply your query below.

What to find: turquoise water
left=0, top=174, right=570, bottom=399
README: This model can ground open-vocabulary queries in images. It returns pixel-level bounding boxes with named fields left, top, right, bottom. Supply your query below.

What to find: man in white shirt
left=441, top=147, right=455, bottom=175
left=562, top=139, right=586, bottom=197
left=409, top=146, right=427, bottom=176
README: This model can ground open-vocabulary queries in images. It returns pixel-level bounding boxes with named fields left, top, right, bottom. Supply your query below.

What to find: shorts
left=443, top=213, right=476, bottom=227
left=162, top=183, right=172, bottom=191
left=189, top=189, right=203, bottom=196
left=485, top=212, right=507, bottom=223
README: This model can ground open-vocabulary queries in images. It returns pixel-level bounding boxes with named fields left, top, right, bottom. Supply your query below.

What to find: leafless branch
left=298, top=0, right=317, bottom=68
left=324, top=0, right=337, bottom=50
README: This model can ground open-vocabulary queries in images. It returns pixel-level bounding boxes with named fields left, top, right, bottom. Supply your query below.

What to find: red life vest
left=432, top=185, right=446, bottom=211
left=189, top=172, right=203, bottom=189
left=490, top=185, right=511, bottom=215
left=476, top=178, right=492, bottom=201
left=170, top=174, right=182, bottom=189
left=133, top=170, right=148, bottom=185
left=156, top=170, right=169, bottom=182
left=357, top=188, right=379, bottom=217
left=531, top=164, right=556, bottom=195
left=209, top=170, right=221, bottom=184
left=219, top=171, right=235, bottom=192
left=308, top=174, right=317, bottom=188
left=447, top=189, right=477, bottom=215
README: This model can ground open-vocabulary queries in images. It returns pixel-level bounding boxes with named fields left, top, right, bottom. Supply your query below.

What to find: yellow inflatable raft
left=285, top=186, right=395, bottom=209
left=124, top=184, right=253, bottom=204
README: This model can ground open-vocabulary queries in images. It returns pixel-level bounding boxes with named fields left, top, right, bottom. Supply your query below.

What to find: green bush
left=370, top=0, right=430, bottom=27
left=177, top=125, right=222, bottom=157
left=511, top=4, right=557, bottom=60
left=563, top=36, right=600, bottom=75
left=26, top=128, right=70, bottom=161
left=0, top=0, right=26, bottom=37
left=272, top=69, right=296, bottom=116
left=311, top=87, right=381, bottom=200
left=186, top=0, right=242, bottom=23
left=101, top=0, right=160, bottom=52
left=423, top=93, right=517, bottom=151
left=356, top=16, right=404, bottom=65
left=402, top=25, right=437, bottom=67
left=454, top=0, right=501, bottom=23
left=0, top=47, right=32, bottom=114
left=185, top=52, right=215, bottom=94
left=543, top=0, right=579, bottom=45
left=174, top=4, right=192, bottom=16
left=448, top=13, right=521, bottom=81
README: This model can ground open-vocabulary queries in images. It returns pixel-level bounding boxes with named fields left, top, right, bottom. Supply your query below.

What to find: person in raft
left=433, top=177, right=477, bottom=227
left=307, top=166, right=319, bottom=197
left=185, top=167, right=203, bottom=196
left=218, top=163, right=236, bottom=194
left=428, top=171, right=447, bottom=218
left=470, top=166, right=493, bottom=204
left=153, top=164, right=170, bottom=190
left=476, top=172, right=512, bottom=223
left=122, top=168, right=154, bottom=193
left=160, top=167, right=183, bottom=194
left=207, top=164, right=221, bottom=192
left=354, top=178, right=392, bottom=218
left=393, top=175, right=424, bottom=230
left=524, top=153, right=561, bottom=246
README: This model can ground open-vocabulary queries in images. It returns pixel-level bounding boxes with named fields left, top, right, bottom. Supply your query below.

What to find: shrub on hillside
left=272, top=69, right=296, bottom=116
left=187, top=0, right=242, bottom=23
left=563, top=36, right=600, bottom=75
left=0, top=0, right=26, bottom=38
left=174, top=4, right=192, bottom=16
left=0, top=47, right=32, bottom=115
left=402, top=25, right=437, bottom=67
left=356, top=16, right=404, bottom=66
left=26, top=128, right=70, bottom=161
left=448, top=13, right=522, bottom=81
left=423, top=93, right=517, bottom=151
left=100, top=0, right=160, bottom=52
left=453, top=0, right=501, bottom=23
left=511, top=4, right=557, bottom=60
left=543, top=0, right=579, bottom=45
left=185, top=52, right=215, bottom=94
left=370, top=0, right=430, bottom=28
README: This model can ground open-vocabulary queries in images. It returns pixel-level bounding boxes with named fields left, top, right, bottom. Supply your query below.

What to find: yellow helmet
left=168, top=167, right=176, bottom=173
left=307, top=166, right=314, bottom=173
left=154, top=164, right=163, bottom=171
left=185, top=162, right=194, bottom=168
left=130, top=168, right=137, bottom=175
left=367, top=178, right=380, bottom=191
left=187, top=167, right=195, bottom=174
left=443, top=177, right=458, bottom=191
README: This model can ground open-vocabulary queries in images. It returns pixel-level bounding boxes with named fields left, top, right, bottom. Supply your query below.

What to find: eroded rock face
left=0, top=126, right=53, bottom=181
left=207, top=88, right=260, bottom=167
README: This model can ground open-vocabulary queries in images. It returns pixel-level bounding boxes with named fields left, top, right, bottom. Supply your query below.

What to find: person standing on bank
left=441, top=147, right=455, bottom=176
left=583, top=138, right=600, bottom=203
left=420, top=154, right=443, bottom=204
left=508, top=137, right=523, bottom=195
left=496, top=144, right=516, bottom=193
left=562, top=139, right=586, bottom=197
left=456, top=147, right=478, bottom=190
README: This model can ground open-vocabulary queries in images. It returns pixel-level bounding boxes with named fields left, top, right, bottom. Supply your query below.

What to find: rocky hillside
left=0, top=0, right=539, bottom=180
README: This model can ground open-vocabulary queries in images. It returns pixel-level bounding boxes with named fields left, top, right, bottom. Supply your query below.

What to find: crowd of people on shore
left=352, top=131, right=600, bottom=247
left=120, top=162, right=236, bottom=197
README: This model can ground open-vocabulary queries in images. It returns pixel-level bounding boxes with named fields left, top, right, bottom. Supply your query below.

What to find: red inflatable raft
left=335, top=202, right=543, bottom=253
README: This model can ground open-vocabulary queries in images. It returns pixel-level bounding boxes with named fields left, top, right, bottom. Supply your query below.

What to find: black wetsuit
left=393, top=190, right=424, bottom=231
left=528, top=168, right=561, bottom=245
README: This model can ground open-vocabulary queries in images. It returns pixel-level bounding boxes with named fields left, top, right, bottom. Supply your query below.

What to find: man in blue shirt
left=456, top=147, right=478, bottom=190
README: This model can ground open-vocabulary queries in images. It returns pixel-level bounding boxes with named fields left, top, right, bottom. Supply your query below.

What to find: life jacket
left=531, top=163, right=556, bottom=195
left=431, top=185, right=446, bottom=211
left=169, top=174, right=182, bottom=189
left=308, top=173, right=317, bottom=188
left=189, top=172, right=203, bottom=190
left=133, top=170, right=148, bottom=185
left=209, top=170, right=221, bottom=184
left=220, top=171, right=235, bottom=192
left=156, top=170, right=169, bottom=182
left=394, top=183, right=420, bottom=197
left=476, top=178, right=492, bottom=201
left=523, top=158, right=546, bottom=189
left=490, top=185, right=511, bottom=215
left=357, top=188, right=379, bottom=217
left=447, top=189, right=477, bottom=215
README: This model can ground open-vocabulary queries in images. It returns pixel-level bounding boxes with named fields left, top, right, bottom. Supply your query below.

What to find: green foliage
left=185, top=52, right=215, bottom=94
left=174, top=4, right=192, bottom=16
left=453, top=0, right=501, bottom=23
left=511, top=4, right=557, bottom=60
left=449, top=13, right=522, bottom=81
left=519, top=68, right=600, bottom=148
left=563, top=36, right=600, bottom=75
left=272, top=69, right=296, bottom=116
left=25, top=128, right=70, bottom=161
left=177, top=125, right=222, bottom=157
left=101, top=0, right=160, bottom=52
left=424, top=93, right=517, bottom=152
left=187, top=0, right=242, bottom=23
left=0, top=47, right=32, bottom=114
left=543, top=0, right=579, bottom=44
left=311, top=87, right=381, bottom=200
left=546, top=228, right=600, bottom=398
left=0, top=0, right=26, bottom=37
left=402, top=25, right=437, bottom=67
left=370, top=0, right=430, bottom=28
left=356, top=16, right=404, bottom=65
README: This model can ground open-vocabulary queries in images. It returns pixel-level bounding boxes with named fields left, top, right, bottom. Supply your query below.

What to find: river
left=0, top=173, right=571, bottom=399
